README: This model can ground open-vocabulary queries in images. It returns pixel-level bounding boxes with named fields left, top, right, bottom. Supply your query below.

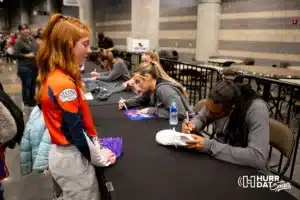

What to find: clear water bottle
left=169, top=98, right=178, bottom=126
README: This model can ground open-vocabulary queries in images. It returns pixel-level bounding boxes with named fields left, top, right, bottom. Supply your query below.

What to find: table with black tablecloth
left=87, top=91, right=135, bottom=107
left=90, top=104, right=296, bottom=200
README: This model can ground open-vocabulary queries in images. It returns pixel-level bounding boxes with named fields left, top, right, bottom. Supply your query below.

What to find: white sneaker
left=156, top=129, right=195, bottom=147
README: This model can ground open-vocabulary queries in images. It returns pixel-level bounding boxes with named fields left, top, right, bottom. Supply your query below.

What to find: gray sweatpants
left=49, top=144, right=100, bottom=200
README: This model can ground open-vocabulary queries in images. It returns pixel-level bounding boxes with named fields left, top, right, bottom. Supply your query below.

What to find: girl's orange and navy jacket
left=40, top=69, right=96, bottom=160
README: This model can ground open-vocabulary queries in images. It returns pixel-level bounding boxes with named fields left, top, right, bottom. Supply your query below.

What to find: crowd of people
left=0, top=32, right=17, bottom=64
left=0, top=13, right=270, bottom=200
left=1, top=25, right=44, bottom=107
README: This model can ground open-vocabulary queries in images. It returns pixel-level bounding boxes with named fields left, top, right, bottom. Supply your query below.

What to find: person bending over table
left=90, top=48, right=130, bottom=83
left=123, top=51, right=160, bottom=95
left=35, top=14, right=116, bottom=200
left=119, top=61, right=194, bottom=119
left=182, top=80, right=269, bottom=170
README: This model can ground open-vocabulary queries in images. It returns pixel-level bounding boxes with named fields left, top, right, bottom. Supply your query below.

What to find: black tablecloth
left=92, top=105, right=296, bottom=200
left=87, top=91, right=136, bottom=106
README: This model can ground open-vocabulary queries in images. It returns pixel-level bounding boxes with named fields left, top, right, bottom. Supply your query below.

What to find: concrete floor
left=0, top=61, right=299, bottom=200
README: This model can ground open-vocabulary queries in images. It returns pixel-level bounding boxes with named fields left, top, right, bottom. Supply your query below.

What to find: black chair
left=243, top=58, right=255, bottom=65
left=159, top=50, right=179, bottom=78
left=158, top=49, right=179, bottom=61
left=222, top=61, right=235, bottom=67
left=279, top=62, right=290, bottom=69
left=267, top=119, right=296, bottom=177
left=171, top=50, right=179, bottom=61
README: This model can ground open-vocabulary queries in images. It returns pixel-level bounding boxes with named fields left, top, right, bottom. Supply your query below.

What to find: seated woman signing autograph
left=123, top=52, right=160, bottom=94
left=90, top=49, right=130, bottom=83
left=182, top=80, right=269, bottom=170
left=119, top=61, right=194, bottom=119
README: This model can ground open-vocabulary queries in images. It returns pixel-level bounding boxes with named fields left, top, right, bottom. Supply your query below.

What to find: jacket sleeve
left=191, top=107, right=213, bottom=131
left=20, top=125, right=33, bottom=175
left=84, top=133, right=113, bottom=167
left=100, top=71, right=110, bottom=76
left=147, top=85, right=187, bottom=119
left=49, top=84, right=92, bottom=161
left=201, top=101, right=269, bottom=170
left=13, top=40, right=26, bottom=59
left=125, top=92, right=151, bottom=108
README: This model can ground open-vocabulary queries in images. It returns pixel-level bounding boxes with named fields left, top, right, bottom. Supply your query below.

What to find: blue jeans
left=17, top=67, right=37, bottom=106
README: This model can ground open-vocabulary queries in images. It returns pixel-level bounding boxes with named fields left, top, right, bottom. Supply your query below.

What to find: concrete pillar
left=131, top=0, right=160, bottom=51
left=20, top=0, right=29, bottom=24
left=195, top=0, right=221, bottom=62
left=46, top=0, right=55, bottom=14
left=78, top=0, right=96, bottom=46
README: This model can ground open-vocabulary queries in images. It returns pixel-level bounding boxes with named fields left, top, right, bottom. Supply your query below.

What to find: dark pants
left=6, top=54, right=13, bottom=63
left=17, top=67, right=37, bottom=106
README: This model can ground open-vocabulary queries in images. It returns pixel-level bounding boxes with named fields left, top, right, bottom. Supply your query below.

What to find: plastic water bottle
left=169, top=98, right=178, bottom=126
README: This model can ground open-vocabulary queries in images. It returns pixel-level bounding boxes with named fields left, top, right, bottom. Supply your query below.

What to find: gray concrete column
left=20, top=0, right=29, bottom=24
left=46, top=0, right=55, bottom=14
left=78, top=0, right=96, bottom=45
left=195, top=0, right=221, bottom=62
left=131, top=0, right=160, bottom=51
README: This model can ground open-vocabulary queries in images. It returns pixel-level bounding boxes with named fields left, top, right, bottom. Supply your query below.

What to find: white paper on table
left=84, top=93, right=94, bottom=100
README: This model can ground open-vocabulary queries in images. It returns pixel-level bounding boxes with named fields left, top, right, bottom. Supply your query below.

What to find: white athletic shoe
left=156, top=129, right=195, bottom=147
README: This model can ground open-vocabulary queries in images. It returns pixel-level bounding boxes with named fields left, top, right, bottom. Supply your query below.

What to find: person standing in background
left=35, top=28, right=44, bottom=46
left=5, top=33, right=17, bottom=64
left=91, top=48, right=130, bottom=83
left=14, top=24, right=38, bottom=107
left=9, top=33, right=17, bottom=47
left=0, top=34, right=5, bottom=53
left=98, top=32, right=114, bottom=50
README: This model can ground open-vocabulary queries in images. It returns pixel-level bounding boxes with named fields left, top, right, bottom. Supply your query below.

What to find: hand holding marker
left=120, top=97, right=128, bottom=111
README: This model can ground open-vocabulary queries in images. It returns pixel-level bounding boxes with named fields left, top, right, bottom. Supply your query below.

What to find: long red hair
left=35, top=14, right=89, bottom=101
